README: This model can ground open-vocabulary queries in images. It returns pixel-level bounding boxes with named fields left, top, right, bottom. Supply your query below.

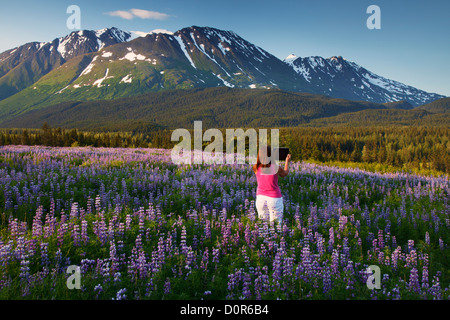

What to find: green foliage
left=417, top=97, right=450, bottom=114
left=0, top=87, right=390, bottom=129
left=0, top=124, right=449, bottom=174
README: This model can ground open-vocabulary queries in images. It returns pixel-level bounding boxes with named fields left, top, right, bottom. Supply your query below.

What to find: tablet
left=274, top=147, right=289, bottom=161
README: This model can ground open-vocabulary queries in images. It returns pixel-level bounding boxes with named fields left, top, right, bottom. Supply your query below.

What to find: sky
left=0, top=0, right=449, bottom=96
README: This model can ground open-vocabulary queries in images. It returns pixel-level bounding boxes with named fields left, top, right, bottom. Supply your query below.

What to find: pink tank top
left=255, top=164, right=282, bottom=198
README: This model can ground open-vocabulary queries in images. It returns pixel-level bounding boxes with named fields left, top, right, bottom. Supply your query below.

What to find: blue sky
left=0, top=0, right=449, bottom=96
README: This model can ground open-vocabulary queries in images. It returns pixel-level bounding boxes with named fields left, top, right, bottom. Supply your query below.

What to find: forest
left=1, top=123, right=448, bottom=174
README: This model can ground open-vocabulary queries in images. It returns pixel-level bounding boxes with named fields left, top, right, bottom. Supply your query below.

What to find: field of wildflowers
left=0, top=145, right=448, bottom=300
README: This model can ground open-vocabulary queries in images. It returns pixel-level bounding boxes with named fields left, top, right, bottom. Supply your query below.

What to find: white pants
left=256, top=195, right=283, bottom=223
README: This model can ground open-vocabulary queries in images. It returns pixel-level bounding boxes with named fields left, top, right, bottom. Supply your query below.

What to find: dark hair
left=253, top=145, right=271, bottom=171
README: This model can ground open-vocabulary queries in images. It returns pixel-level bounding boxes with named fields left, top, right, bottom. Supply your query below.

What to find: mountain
left=0, top=27, right=131, bottom=102
left=416, top=97, right=450, bottom=113
left=0, top=26, right=445, bottom=123
left=0, top=26, right=310, bottom=120
left=283, top=54, right=444, bottom=106
left=0, top=87, right=392, bottom=130
left=304, top=108, right=450, bottom=127
left=382, top=100, right=414, bottom=110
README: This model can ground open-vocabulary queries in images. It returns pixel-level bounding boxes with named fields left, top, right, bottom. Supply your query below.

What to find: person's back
left=255, top=164, right=282, bottom=198
left=252, top=146, right=291, bottom=224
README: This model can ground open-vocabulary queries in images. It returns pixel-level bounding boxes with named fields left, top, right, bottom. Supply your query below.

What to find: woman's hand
left=286, top=154, right=291, bottom=162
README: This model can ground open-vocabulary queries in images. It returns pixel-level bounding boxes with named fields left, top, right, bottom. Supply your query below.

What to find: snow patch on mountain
left=214, top=73, right=234, bottom=88
left=79, top=56, right=98, bottom=76
left=120, top=74, right=133, bottom=84
left=130, top=29, right=174, bottom=40
left=173, top=35, right=196, bottom=69
left=93, top=68, right=113, bottom=87
left=120, top=51, right=148, bottom=62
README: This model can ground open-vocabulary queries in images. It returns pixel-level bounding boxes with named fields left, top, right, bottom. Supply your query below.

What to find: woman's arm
left=277, top=154, right=291, bottom=177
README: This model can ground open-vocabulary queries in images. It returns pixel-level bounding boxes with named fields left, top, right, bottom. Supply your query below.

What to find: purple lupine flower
left=109, top=241, right=120, bottom=275
left=19, top=257, right=30, bottom=281
left=94, top=284, right=103, bottom=300
left=200, top=248, right=209, bottom=271
left=136, top=249, right=148, bottom=279
left=406, top=250, right=417, bottom=268
left=205, top=219, right=211, bottom=239
left=331, top=249, right=339, bottom=275
left=272, top=248, right=283, bottom=283
left=145, top=278, right=155, bottom=297
left=241, top=272, right=252, bottom=299
left=408, top=268, right=420, bottom=294
left=316, top=233, right=325, bottom=257
left=95, top=195, right=102, bottom=212
left=164, top=278, right=171, bottom=295
left=244, top=224, right=251, bottom=247
left=378, top=229, right=384, bottom=250
left=408, top=240, right=415, bottom=253
left=378, top=251, right=385, bottom=265
left=421, top=265, right=429, bottom=289
left=81, top=219, right=89, bottom=245
left=31, top=206, right=44, bottom=238
left=40, top=242, right=50, bottom=266
left=115, top=288, right=127, bottom=300
left=138, top=207, right=145, bottom=235
left=43, top=211, right=56, bottom=239
left=253, top=266, right=270, bottom=300
left=226, top=269, right=242, bottom=299
left=439, top=238, right=444, bottom=250
left=185, top=246, right=195, bottom=272
left=57, top=223, right=68, bottom=247
left=338, top=215, right=347, bottom=233
left=212, top=247, right=220, bottom=265
left=392, top=236, right=397, bottom=249
left=328, top=227, right=334, bottom=252
left=135, top=234, right=143, bottom=251
left=14, top=236, right=26, bottom=261
left=72, top=224, right=80, bottom=246
left=428, top=274, right=442, bottom=300
left=425, top=232, right=430, bottom=245
left=125, top=214, right=132, bottom=231
left=322, top=264, right=332, bottom=294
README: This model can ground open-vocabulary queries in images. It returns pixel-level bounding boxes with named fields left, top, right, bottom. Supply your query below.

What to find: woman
left=252, top=145, right=291, bottom=224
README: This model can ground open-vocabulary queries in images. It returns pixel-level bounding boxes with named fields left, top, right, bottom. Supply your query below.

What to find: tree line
left=0, top=123, right=449, bottom=174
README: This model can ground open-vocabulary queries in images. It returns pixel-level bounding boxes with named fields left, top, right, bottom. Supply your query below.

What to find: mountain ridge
left=0, top=25, right=446, bottom=123
left=0, top=27, right=131, bottom=102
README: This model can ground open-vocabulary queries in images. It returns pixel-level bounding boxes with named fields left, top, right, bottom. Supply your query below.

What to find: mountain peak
left=54, top=27, right=131, bottom=59
left=129, top=29, right=174, bottom=40
left=0, top=25, right=445, bottom=111
left=329, top=56, right=345, bottom=62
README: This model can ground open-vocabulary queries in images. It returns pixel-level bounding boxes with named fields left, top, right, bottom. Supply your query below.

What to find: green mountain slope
left=304, top=108, right=450, bottom=127
left=0, top=87, right=390, bottom=130
left=416, top=97, right=450, bottom=114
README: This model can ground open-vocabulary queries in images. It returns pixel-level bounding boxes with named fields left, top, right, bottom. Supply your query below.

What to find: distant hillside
left=305, top=108, right=450, bottom=127
left=382, top=100, right=413, bottom=110
left=417, top=97, right=450, bottom=114
left=0, top=87, right=390, bottom=131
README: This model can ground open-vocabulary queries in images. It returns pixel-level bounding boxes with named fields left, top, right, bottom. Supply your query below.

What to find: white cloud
left=130, top=8, right=170, bottom=20
left=105, top=8, right=170, bottom=20
left=106, top=10, right=134, bottom=20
